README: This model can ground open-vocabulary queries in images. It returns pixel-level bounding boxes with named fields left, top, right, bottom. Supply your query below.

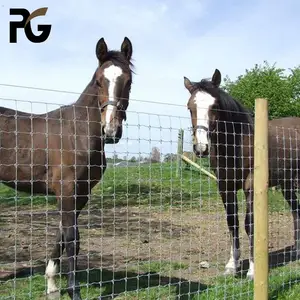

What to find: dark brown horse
left=0, top=37, right=134, bottom=299
left=183, top=69, right=300, bottom=279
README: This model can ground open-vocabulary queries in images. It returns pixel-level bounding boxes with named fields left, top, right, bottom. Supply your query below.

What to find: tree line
left=107, top=147, right=165, bottom=163
left=106, top=147, right=182, bottom=163
left=222, top=60, right=300, bottom=119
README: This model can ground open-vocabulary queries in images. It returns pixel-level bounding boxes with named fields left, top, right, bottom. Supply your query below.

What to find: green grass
left=128, top=260, right=190, bottom=274
left=0, top=161, right=293, bottom=213
left=0, top=161, right=299, bottom=299
left=0, top=184, right=56, bottom=207
left=1, top=263, right=300, bottom=299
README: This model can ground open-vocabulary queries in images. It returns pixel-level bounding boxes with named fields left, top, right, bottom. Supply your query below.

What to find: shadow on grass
left=0, top=264, right=210, bottom=300
left=238, top=245, right=300, bottom=278
left=268, top=276, right=300, bottom=300
left=78, top=268, right=208, bottom=300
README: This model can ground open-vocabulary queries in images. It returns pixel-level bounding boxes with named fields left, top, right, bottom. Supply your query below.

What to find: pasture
left=1, top=160, right=299, bottom=299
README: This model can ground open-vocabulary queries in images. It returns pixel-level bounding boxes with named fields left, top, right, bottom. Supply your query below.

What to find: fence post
left=254, top=98, right=269, bottom=300
left=176, top=129, right=184, bottom=177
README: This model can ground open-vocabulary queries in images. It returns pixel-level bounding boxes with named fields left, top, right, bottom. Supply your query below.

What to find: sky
left=0, top=0, right=300, bottom=159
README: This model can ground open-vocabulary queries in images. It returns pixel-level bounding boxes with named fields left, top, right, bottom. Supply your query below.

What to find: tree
left=129, top=156, right=136, bottom=162
left=150, top=147, right=161, bottom=163
left=163, top=153, right=177, bottom=162
left=222, top=61, right=300, bottom=119
left=143, top=156, right=150, bottom=163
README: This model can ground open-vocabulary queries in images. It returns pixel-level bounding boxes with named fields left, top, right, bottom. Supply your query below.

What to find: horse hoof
left=246, top=271, right=254, bottom=280
left=46, top=291, right=60, bottom=299
left=223, top=268, right=236, bottom=276
left=67, top=290, right=82, bottom=300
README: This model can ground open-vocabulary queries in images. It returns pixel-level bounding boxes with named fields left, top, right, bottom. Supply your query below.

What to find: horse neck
left=211, top=114, right=253, bottom=168
left=74, top=79, right=102, bottom=118
left=75, top=79, right=98, bottom=108
left=71, top=80, right=103, bottom=138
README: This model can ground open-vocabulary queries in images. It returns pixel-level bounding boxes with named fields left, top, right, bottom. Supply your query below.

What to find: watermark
left=9, top=7, right=51, bottom=43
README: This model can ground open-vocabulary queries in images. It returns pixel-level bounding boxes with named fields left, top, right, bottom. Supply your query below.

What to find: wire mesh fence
left=0, top=85, right=299, bottom=300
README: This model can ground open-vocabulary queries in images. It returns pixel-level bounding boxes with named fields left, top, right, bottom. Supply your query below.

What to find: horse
left=0, top=37, right=134, bottom=299
left=183, top=69, right=300, bottom=279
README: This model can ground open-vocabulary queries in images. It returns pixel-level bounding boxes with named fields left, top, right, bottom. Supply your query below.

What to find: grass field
left=1, top=263, right=300, bottom=299
left=0, top=159, right=299, bottom=299
left=0, top=159, right=290, bottom=212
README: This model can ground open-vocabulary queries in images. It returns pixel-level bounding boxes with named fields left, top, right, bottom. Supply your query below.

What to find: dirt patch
left=0, top=205, right=296, bottom=283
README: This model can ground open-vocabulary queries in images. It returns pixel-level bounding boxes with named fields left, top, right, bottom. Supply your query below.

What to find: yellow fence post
left=254, top=98, right=269, bottom=300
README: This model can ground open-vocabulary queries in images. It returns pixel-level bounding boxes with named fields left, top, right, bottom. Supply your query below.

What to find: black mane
left=101, top=50, right=135, bottom=73
left=197, top=79, right=254, bottom=132
left=90, top=50, right=135, bottom=89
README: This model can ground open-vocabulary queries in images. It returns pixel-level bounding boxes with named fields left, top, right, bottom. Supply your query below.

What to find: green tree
left=129, top=156, right=136, bottom=162
left=163, top=153, right=177, bottom=162
left=222, top=61, right=300, bottom=119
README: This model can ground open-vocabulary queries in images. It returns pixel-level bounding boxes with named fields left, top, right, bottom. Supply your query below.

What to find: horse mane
left=47, top=52, right=134, bottom=119
left=197, top=79, right=254, bottom=133
left=100, top=50, right=135, bottom=74
left=89, top=50, right=135, bottom=88
left=196, top=79, right=254, bottom=169
left=218, top=89, right=254, bottom=128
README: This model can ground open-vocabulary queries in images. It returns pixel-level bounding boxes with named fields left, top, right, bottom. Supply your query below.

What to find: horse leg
left=45, top=194, right=88, bottom=297
left=45, top=223, right=64, bottom=295
left=53, top=191, right=84, bottom=300
left=62, top=190, right=90, bottom=300
left=220, top=189, right=240, bottom=275
left=60, top=206, right=81, bottom=300
left=281, top=181, right=300, bottom=256
left=244, top=189, right=254, bottom=279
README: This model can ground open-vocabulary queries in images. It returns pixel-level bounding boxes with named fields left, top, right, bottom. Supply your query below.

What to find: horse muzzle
left=193, top=144, right=209, bottom=158
left=103, top=125, right=122, bottom=144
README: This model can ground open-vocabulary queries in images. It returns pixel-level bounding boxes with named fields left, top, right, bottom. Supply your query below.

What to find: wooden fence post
left=254, top=98, right=269, bottom=300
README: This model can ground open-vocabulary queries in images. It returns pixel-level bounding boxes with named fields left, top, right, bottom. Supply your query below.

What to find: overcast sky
left=1, top=0, right=300, bottom=159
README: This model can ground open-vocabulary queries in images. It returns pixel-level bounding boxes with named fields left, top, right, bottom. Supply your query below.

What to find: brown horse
left=0, top=37, right=134, bottom=299
left=184, top=69, right=300, bottom=279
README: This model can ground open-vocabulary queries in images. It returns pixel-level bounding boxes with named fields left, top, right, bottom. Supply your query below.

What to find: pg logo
left=9, top=7, right=52, bottom=43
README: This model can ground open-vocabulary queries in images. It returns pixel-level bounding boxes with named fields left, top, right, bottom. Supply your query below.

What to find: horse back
left=0, top=106, right=105, bottom=194
left=268, top=117, right=300, bottom=186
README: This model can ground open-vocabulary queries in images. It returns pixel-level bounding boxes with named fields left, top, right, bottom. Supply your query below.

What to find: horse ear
left=184, top=76, right=194, bottom=93
left=121, top=37, right=133, bottom=61
left=96, top=38, right=108, bottom=64
left=212, top=69, right=221, bottom=87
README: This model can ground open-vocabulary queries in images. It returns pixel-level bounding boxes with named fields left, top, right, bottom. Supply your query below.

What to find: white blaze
left=194, top=91, right=216, bottom=151
left=103, top=65, right=122, bottom=129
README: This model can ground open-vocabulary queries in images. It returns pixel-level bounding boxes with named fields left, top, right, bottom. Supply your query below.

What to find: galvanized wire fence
left=0, top=86, right=299, bottom=300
